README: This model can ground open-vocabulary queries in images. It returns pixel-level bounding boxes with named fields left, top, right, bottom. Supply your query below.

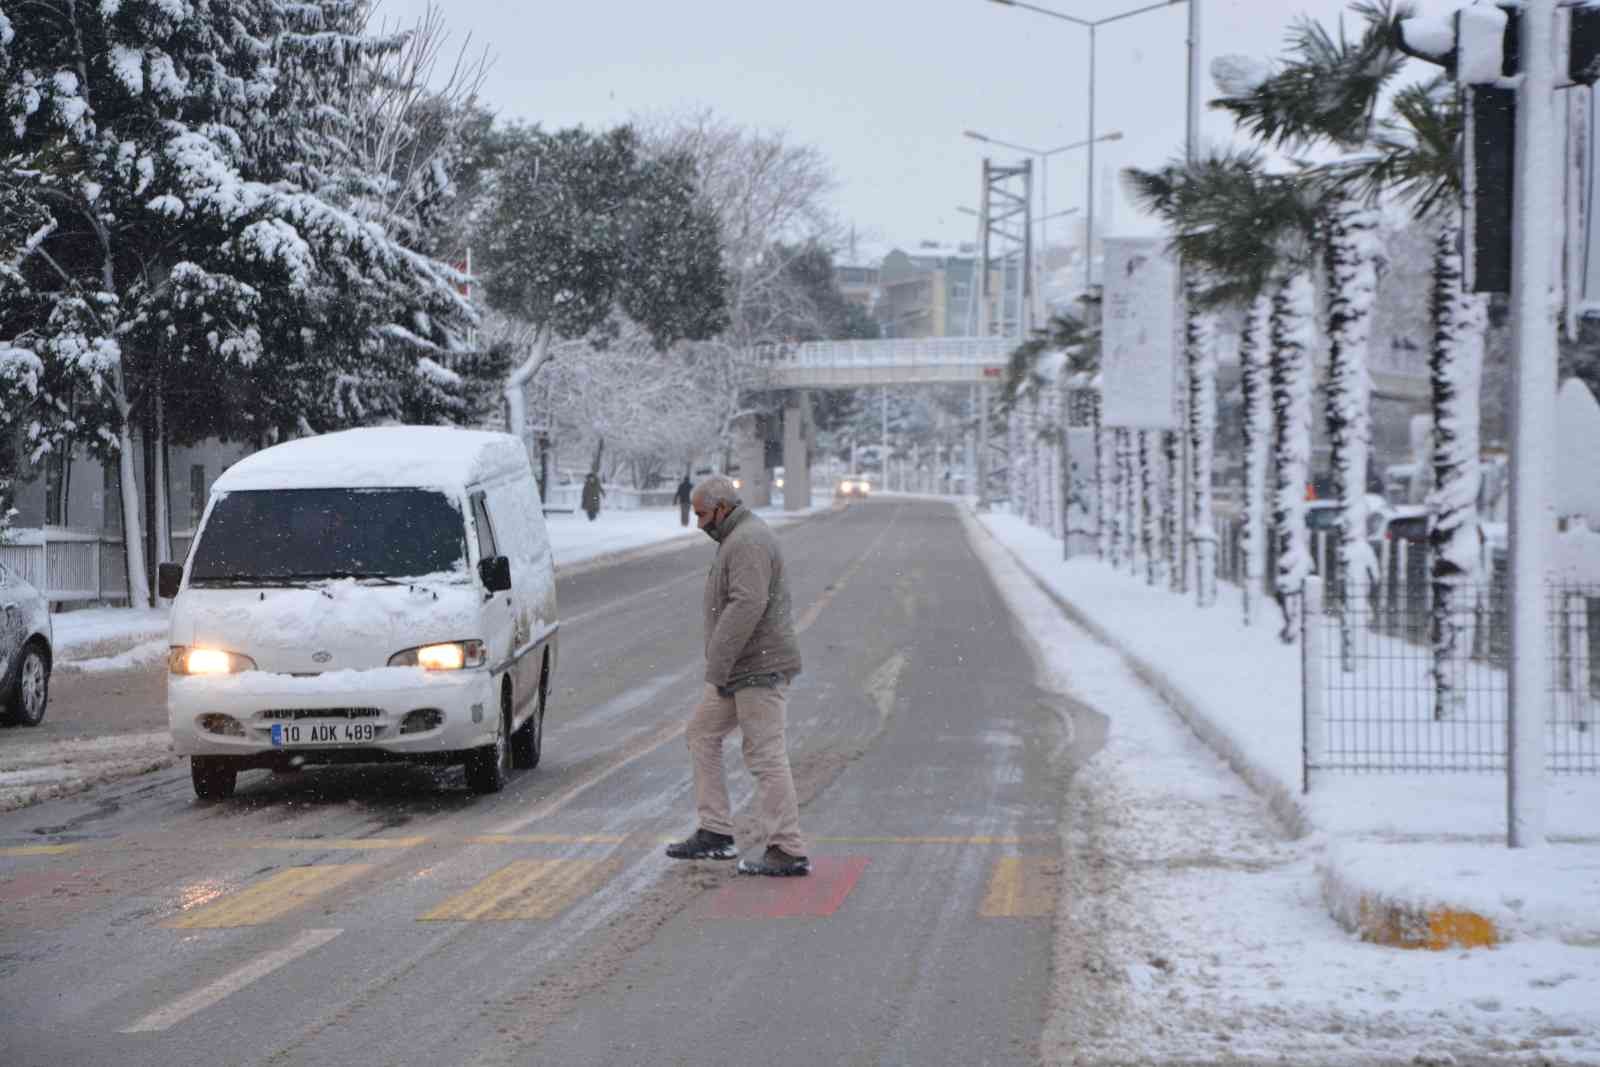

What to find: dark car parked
left=0, top=560, right=53, bottom=726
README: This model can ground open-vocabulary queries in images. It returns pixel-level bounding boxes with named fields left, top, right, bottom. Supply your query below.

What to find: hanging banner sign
left=1100, top=237, right=1181, bottom=430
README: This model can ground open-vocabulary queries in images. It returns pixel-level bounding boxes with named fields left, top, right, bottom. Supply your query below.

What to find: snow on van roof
left=212, top=427, right=528, bottom=494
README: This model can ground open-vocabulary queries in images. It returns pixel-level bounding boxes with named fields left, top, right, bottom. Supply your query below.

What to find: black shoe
left=665, top=828, right=737, bottom=860
left=736, top=846, right=811, bottom=877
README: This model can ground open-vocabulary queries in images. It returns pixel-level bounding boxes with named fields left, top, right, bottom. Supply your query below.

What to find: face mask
left=702, top=509, right=723, bottom=541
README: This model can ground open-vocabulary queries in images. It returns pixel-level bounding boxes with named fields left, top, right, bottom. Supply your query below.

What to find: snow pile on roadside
left=54, top=638, right=169, bottom=675
left=0, top=730, right=175, bottom=813
left=546, top=497, right=833, bottom=571
left=53, top=606, right=169, bottom=660
left=964, top=509, right=1600, bottom=1066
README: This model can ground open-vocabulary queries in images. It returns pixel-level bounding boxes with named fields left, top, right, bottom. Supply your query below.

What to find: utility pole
left=975, top=156, right=1032, bottom=511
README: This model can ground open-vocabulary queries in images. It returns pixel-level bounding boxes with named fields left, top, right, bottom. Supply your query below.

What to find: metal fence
left=1303, top=577, right=1599, bottom=777
left=0, top=527, right=129, bottom=603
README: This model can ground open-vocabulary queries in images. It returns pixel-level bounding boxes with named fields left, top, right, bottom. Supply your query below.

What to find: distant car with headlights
left=836, top=478, right=872, bottom=498
left=161, top=427, right=558, bottom=800
left=0, top=561, right=52, bottom=727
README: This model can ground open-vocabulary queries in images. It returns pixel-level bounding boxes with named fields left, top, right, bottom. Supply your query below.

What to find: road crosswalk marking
left=165, top=865, right=372, bottom=929
left=419, top=858, right=623, bottom=922
left=0, top=843, right=81, bottom=856
left=979, top=857, right=1056, bottom=918
left=244, top=837, right=426, bottom=851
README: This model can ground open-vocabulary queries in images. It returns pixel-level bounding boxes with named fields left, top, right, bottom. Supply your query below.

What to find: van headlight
left=388, top=640, right=487, bottom=671
left=171, top=647, right=258, bottom=675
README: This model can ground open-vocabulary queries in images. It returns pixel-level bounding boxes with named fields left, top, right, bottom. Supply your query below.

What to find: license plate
left=270, top=721, right=377, bottom=746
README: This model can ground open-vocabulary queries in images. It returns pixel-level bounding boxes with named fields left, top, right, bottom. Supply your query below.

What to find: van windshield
left=188, top=488, right=468, bottom=585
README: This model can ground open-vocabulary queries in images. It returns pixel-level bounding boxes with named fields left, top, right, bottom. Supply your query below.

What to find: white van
left=162, top=427, right=558, bottom=800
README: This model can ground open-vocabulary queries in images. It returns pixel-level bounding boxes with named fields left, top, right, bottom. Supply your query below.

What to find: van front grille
left=260, top=708, right=382, bottom=721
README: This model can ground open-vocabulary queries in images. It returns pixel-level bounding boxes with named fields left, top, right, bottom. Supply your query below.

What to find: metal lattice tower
left=971, top=158, right=1033, bottom=510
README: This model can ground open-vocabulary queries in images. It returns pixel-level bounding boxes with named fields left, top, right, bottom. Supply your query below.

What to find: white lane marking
left=563, top=570, right=700, bottom=629
left=121, top=928, right=342, bottom=1033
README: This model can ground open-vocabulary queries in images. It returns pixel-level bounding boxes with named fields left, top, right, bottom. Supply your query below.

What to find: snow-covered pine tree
left=2, top=0, right=487, bottom=601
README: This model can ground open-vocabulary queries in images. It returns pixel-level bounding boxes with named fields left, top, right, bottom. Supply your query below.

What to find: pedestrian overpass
left=756, top=338, right=1012, bottom=388
left=738, top=334, right=1429, bottom=513
left=754, top=336, right=1428, bottom=401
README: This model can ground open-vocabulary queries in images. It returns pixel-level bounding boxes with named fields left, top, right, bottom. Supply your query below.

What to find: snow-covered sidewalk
left=968, top=508, right=1600, bottom=1065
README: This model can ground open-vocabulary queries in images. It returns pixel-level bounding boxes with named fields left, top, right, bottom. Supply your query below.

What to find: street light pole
left=986, top=0, right=1198, bottom=570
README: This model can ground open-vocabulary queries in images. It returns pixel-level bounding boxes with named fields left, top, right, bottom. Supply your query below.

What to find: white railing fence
left=1, top=527, right=129, bottom=603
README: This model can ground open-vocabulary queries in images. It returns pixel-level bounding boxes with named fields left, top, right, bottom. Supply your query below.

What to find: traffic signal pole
left=1507, top=0, right=1556, bottom=848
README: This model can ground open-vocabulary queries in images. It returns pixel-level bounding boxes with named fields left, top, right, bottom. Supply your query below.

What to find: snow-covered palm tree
left=1127, top=151, right=1321, bottom=640
left=1212, top=0, right=1411, bottom=649
left=1333, top=77, right=1485, bottom=716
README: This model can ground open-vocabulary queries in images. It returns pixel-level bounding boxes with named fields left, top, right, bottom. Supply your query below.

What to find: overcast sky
left=379, top=0, right=1459, bottom=253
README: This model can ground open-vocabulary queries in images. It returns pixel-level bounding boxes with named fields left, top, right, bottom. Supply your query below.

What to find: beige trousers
left=685, top=682, right=806, bottom=856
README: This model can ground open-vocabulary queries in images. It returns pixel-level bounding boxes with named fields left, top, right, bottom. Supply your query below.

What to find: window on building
left=189, top=464, right=207, bottom=529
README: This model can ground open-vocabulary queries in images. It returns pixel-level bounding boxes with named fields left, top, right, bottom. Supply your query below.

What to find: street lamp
left=964, top=129, right=1120, bottom=312
left=986, top=0, right=1199, bottom=289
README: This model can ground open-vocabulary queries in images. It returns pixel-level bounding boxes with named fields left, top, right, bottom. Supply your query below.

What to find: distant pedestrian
left=581, top=472, right=604, bottom=522
left=666, top=475, right=809, bottom=876
left=673, top=474, right=693, bottom=527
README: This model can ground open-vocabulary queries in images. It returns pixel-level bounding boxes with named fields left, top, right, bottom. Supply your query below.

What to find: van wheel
left=466, top=704, right=512, bottom=794
left=511, top=674, right=545, bottom=771
left=191, top=757, right=238, bottom=800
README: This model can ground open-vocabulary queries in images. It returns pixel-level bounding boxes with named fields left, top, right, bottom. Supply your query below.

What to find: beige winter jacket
left=702, top=505, right=803, bottom=687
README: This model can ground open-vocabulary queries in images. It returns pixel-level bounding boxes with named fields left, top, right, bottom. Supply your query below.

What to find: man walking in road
left=673, top=473, right=693, bottom=527
left=666, top=475, right=810, bottom=876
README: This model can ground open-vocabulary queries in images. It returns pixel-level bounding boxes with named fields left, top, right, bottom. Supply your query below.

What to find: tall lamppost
left=986, top=0, right=1200, bottom=289
left=989, top=0, right=1201, bottom=578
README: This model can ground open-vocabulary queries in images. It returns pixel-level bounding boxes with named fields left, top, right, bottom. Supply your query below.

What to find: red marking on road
left=706, top=856, right=868, bottom=919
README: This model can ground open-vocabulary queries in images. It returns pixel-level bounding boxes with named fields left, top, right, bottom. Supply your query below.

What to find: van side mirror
left=157, top=562, right=184, bottom=599
left=478, top=555, right=512, bottom=593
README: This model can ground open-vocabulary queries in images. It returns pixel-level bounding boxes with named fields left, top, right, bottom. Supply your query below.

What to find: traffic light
left=1391, top=3, right=1600, bottom=292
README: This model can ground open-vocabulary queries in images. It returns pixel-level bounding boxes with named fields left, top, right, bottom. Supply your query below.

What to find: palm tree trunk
left=1240, top=294, right=1272, bottom=627
left=1095, top=390, right=1112, bottom=563
left=1163, top=430, right=1181, bottom=592
left=1429, top=222, right=1488, bottom=719
left=1271, top=272, right=1316, bottom=642
left=1326, top=193, right=1382, bottom=666
left=1141, top=431, right=1163, bottom=586
left=1185, top=281, right=1219, bottom=607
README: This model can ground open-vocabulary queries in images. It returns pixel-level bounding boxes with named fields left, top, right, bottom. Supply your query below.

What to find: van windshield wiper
left=284, top=571, right=408, bottom=586
left=189, top=575, right=308, bottom=588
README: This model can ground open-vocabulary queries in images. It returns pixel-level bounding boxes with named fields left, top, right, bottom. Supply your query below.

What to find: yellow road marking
left=0, top=843, right=81, bottom=856
left=420, top=858, right=622, bottom=922
left=979, top=857, right=1056, bottom=918
left=165, top=865, right=372, bottom=929
left=244, top=837, right=426, bottom=851
left=467, top=833, right=630, bottom=846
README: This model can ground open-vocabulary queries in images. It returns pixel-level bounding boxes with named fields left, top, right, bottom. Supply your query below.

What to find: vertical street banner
left=1100, top=237, right=1181, bottom=430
